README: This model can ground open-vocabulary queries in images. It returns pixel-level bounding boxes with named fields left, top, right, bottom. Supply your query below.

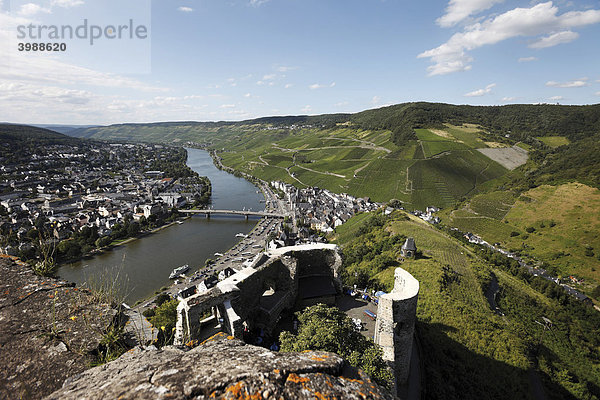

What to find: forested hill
left=351, top=102, right=600, bottom=141
left=67, top=102, right=600, bottom=144
left=0, top=124, right=77, bottom=143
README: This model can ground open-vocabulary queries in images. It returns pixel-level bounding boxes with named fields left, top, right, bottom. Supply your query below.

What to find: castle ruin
left=374, top=267, right=420, bottom=387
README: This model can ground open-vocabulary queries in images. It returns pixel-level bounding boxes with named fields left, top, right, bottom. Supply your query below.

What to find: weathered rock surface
left=46, top=333, right=395, bottom=399
left=0, top=256, right=114, bottom=399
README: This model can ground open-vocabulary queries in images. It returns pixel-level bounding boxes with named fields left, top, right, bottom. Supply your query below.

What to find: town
left=0, top=140, right=210, bottom=268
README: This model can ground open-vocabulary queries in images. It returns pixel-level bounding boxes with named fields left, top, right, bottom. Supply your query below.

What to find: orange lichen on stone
left=286, top=373, right=310, bottom=384
left=341, top=377, right=364, bottom=385
left=273, top=369, right=280, bottom=374
left=224, top=381, right=262, bottom=400
left=199, top=332, right=229, bottom=346
left=309, top=354, right=329, bottom=361
left=313, top=392, right=331, bottom=400
left=227, top=335, right=235, bottom=340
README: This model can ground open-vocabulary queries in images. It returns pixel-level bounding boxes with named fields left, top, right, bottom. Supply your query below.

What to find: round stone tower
left=374, top=267, right=419, bottom=387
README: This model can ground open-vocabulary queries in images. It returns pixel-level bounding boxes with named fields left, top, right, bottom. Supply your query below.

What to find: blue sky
left=1, top=0, right=599, bottom=124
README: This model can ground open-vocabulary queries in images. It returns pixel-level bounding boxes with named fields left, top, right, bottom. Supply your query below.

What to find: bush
left=525, top=226, right=536, bottom=233
left=510, top=231, right=520, bottom=237
left=279, top=304, right=393, bottom=388
left=155, top=293, right=171, bottom=307
left=142, top=308, right=155, bottom=318
left=95, top=236, right=112, bottom=248
left=149, top=299, right=178, bottom=346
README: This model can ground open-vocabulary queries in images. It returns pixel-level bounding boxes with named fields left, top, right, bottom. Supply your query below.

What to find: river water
left=57, top=148, right=264, bottom=304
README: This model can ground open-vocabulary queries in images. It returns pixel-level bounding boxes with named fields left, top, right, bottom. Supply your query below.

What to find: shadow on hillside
left=417, top=322, right=579, bottom=400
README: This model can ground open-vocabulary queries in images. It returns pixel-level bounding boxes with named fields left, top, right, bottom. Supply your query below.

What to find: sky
left=0, top=0, right=599, bottom=124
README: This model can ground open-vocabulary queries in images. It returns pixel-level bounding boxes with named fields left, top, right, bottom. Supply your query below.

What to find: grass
left=516, top=142, right=533, bottom=151
left=445, top=183, right=600, bottom=287
left=444, top=124, right=489, bottom=148
left=537, top=136, right=570, bottom=148
left=72, top=121, right=514, bottom=211
left=333, top=211, right=600, bottom=400
left=421, top=140, right=467, bottom=157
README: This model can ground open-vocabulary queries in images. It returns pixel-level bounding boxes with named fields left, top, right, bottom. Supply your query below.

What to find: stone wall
left=46, top=333, right=395, bottom=400
left=0, top=257, right=115, bottom=399
left=175, top=245, right=342, bottom=345
left=374, top=267, right=419, bottom=389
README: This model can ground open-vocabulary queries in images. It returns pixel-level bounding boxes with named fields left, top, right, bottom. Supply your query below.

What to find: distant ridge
left=65, top=102, right=600, bottom=143
left=0, top=123, right=74, bottom=142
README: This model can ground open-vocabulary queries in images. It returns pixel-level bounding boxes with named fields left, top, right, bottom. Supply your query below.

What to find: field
left=68, top=121, right=515, bottom=210
left=444, top=183, right=600, bottom=287
left=537, top=136, right=570, bottom=148
left=217, top=125, right=509, bottom=210
left=477, top=146, right=529, bottom=170
left=333, top=211, right=600, bottom=400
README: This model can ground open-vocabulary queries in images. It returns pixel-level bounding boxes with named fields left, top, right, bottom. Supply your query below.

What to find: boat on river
left=169, top=264, right=190, bottom=279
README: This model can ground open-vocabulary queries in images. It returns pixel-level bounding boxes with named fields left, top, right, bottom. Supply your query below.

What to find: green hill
left=441, top=183, right=600, bottom=292
left=64, top=103, right=600, bottom=209
left=331, top=210, right=600, bottom=400
left=0, top=124, right=74, bottom=142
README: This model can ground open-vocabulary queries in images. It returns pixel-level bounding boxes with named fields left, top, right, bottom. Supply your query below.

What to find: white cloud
left=301, top=105, right=312, bottom=113
left=244, top=93, right=251, bottom=98
left=18, top=3, right=51, bottom=16
left=545, top=78, right=588, bottom=88
left=284, top=83, right=293, bottom=89
left=419, top=2, right=600, bottom=75
left=334, top=101, right=349, bottom=107
left=309, top=82, right=336, bottom=90
left=501, top=96, right=517, bottom=102
left=549, top=95, right=563, bottom=100
left=464, top=83, right=496, bottom=97
left=277, top=66, right=298, bottom=72
left=595, top=91, right=600, bottom=96
left=51, top=0, right=84, bottom=8
left=0, top=56, right=166, bottom=92
left=249, top=0, right=269, bottom=7
left=177, top=6, right=193, bottom=12
left=371, top=95, right=381, bottom=105
left=529, top=30, right=578, bottom=48
left=0, top=82, right=93, bottom=104
left=262, top=74, right=277, bottom=80
left=518, top=56, right=537, bottom=62
left=437, top=0, right=504, bottom=27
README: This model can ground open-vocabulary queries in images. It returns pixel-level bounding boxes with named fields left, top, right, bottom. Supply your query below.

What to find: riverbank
left=58, top=148, right=266, bottom=304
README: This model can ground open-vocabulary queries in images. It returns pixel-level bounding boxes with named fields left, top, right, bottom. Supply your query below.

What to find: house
left=401, top=237, right=417, bottom=258
left=218, top=267, right=238, bottom=281
left=197, top=276, right=219, bottom=293
left=141, top=204, right=162, bottom=218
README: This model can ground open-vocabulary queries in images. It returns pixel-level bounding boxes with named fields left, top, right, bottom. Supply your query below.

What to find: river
left=57, top=148, right=264, bottom=304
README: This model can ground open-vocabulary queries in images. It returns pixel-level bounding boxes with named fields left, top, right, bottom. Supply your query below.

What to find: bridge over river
left=180, top=209, right=287, bottom=219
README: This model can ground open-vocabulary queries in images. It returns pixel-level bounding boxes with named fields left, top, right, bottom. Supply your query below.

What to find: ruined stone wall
left=374, top=267, right=419, bottom=388
left=176, top=245, right=342, bottom=345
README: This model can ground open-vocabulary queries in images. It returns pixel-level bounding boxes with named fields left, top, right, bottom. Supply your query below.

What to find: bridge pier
left=245, top=214, right=249, bottom=221
left=206, top=213, right=210, bottom=219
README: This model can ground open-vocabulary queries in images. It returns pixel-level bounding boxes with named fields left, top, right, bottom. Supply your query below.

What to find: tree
left=127, top=222, right=140, bottom=237
left=387, top=199, right=402, bottom=209
left=95, top=236, right=112, bottom=248
left=279, top=304, right=393, bottom=388
left=149, top=299, right=178, bottom=346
